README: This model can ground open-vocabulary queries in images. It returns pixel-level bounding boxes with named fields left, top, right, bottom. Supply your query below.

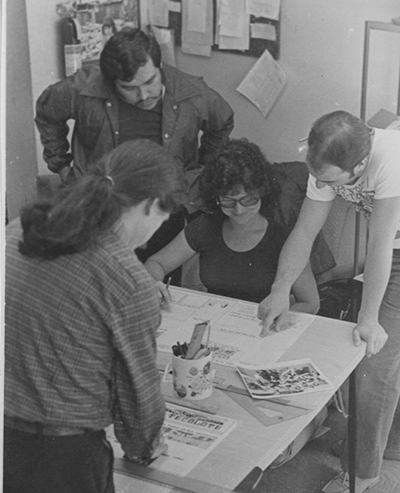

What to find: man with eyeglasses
left=258, top=110, right=400, bottom=493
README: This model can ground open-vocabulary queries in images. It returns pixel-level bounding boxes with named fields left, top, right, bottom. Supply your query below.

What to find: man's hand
left=149, top=432, right=168, bottom=460
left=353, top=319, right=388, bottom=358
left=126, top=432, right=167, bottom=466
left=257, top=288, right=291, bottom=337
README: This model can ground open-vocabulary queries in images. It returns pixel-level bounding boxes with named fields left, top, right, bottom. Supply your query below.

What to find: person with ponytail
left=4, top=139, right=184, bottom=493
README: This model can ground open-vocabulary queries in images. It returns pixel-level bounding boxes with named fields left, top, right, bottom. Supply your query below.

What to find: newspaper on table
left=157, top=287, right=316, bottom=368
left=236, top=358, right=334, bottom=399
left=106, top=402, right=236, bottom=477
left=150, top=403, right=237, bottom=476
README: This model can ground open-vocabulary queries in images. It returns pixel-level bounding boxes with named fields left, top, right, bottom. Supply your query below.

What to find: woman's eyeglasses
left=217, top=195, right=261, bottom=208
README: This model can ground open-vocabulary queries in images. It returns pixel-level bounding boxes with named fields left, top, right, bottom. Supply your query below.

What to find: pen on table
left=161, top=277, right=172, bottom=306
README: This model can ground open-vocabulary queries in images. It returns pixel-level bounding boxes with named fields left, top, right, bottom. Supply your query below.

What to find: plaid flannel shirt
left=5, top=219, right=165, bottom=459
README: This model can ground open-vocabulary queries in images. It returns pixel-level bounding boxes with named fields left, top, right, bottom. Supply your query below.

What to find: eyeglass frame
left=216, top=194, right=261, bottom=209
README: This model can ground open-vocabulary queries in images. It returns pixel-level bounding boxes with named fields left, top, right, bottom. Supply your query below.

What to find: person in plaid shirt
left=4, top=139, right=183, bottom=493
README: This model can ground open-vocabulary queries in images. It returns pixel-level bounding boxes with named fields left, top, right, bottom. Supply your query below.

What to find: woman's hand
left=156, top=280, right=172, bottom=309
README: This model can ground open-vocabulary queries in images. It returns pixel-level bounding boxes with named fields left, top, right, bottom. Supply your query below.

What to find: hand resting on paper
left=155, top=280, right=172, bottom=310
left=125, top=432, right=167, bottom=466
left=258, top=287, right=291, bottom=337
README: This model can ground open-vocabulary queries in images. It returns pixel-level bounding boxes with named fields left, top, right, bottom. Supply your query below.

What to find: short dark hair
left=19, top=140, right=183, bottom=259
left=199, top=138, right=280, bottom=219
left=307, top=110, right=372, bottom=173
left=100, top=28, right=161, bottom=83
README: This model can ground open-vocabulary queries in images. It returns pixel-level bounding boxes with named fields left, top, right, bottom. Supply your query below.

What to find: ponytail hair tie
left=105, top=175, right=115, bottom=187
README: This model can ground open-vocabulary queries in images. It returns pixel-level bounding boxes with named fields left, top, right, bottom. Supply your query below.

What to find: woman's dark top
left=184, top=214, right=289, bottom=303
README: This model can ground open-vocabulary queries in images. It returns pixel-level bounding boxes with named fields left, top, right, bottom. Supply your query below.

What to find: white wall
left=175, top=0, right=400, bottom=164
left=5, top=0, right=38, bottom=221
left=8, top=0, right=400, bottom=275
left=25, top=0, right=65, bottom=177
left=25, top=0, right=400, bottom=170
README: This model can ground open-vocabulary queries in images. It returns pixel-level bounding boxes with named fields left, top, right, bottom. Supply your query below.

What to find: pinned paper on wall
left=149, top=0, right=169, bottom=28
left=251, top=23, right=276, bottom=41
left=181, top=0, right=213, bottom=56
left=188, top=0, right=207, bottom=33
left=169, top=0, right=181, bottom=13
left=219, top=0, right=245, bottom=37
left=158, top=0, right=281, bottom=59
left=151, top=26, right=176, bottom=67
left=236, top=49, right=286, bottom=117
left=246, top=0, right=281, bottom=21
left=217, top=0, right=250, bottom=51
left=181, top=42, right=212, bottom=57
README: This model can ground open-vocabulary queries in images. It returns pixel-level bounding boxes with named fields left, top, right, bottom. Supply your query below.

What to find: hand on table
left=353, top=319, right=388, bottom=358
left=155, top=281, right=171, bottom=310
left=125, top=432, right=167, bottom=466
left=149, top=432, right=168, bottom=460
left=257, top=288, right=290, bottom=337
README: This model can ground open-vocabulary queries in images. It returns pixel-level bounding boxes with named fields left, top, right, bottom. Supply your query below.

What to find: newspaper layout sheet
left=157, top=287, right=316, bottom=367
left=106, top=403, right=237, bottom=477
left=150, top=403, right=237, bottom=475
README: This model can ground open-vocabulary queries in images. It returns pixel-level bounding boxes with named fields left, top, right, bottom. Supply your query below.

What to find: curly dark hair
left=199, top=139, right=280, bottom=219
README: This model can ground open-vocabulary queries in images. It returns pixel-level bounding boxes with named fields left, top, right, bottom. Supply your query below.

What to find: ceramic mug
left=172, top=351, right=213, bottom=400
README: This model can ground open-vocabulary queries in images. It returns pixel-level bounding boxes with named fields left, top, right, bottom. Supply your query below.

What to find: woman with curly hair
left=145, top=138, right=325, bottom=469
left=145, top=138, right=319, bottom=310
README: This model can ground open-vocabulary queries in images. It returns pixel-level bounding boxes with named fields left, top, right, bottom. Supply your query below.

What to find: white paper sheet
left=181, top=0, right=213, bottom=52
left=150, top=403, right=237, bottom=475
left=106, top=404, right=237, bottom=477
left=149, top=0, right=169, bottom=27
left=250, top=22, right=276, bottom=41
left=218, top=16, right=250, bottom=51
left=246, top=0, right=281, bottom=20
left=169, top=0, right=181, bottom=13
left=181, top=42, right=212, bottom=57
left=188, top=0, right=207, bottom=33
left=219, top=0, right=245, bottom=37
left=236, top=49, right=286, bottom=117
left=157, top=287, right=316, bottom=368
left=151, top=26, right=176, bottom=67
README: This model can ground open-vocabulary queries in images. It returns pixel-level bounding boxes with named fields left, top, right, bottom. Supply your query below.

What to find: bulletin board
left=160, top=0, right=281, bottom=59
left=56, top=0, right=140, bottom=65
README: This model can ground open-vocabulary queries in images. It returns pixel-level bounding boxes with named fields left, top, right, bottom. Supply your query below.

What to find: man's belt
left=4, top=415, right=92, bottom=436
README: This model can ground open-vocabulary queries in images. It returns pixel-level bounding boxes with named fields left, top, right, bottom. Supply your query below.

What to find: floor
left=255, top=405, right=400, bottom=493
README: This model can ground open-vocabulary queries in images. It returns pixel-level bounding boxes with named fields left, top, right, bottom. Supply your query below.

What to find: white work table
left=113, top=287, right=366, bottom=493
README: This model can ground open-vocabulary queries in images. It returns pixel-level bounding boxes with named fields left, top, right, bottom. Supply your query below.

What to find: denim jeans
left=341, top=249, right=400, bottom=478
left=3, top=427, right=115, bottom=493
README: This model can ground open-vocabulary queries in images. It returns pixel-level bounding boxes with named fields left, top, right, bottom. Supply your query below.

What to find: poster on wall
left=56, top=0, right=139, bottom=65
